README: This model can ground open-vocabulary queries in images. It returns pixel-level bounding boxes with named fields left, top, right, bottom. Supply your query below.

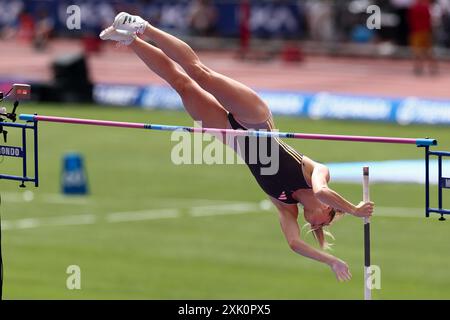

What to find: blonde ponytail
left=303, top=223, right=335, bottom=251
left=312, top=227, right=334, bottom=251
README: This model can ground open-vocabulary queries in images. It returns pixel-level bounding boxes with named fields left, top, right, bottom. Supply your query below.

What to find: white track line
left=1, top=192, right=254, bottom=206
left=189, top=203, right=262, bottom=217
left=2, top=214, right=96, bottom=230
left=1, top=192, right=92, bottom=205
left=372, top=206, right=424, bottom=218
left=1, top=191, right=425, bottom=218
left=106, top=209, right=180, bottom=223
left=0, top=203, right=262, bottom=231
left=0, top=201, right=428, bottom=232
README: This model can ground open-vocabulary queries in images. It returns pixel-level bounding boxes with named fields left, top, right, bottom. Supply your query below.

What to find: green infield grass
left=1, top=103, right=449, bottom=299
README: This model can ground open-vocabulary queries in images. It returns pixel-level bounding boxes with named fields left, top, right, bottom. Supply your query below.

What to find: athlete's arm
left=311, top=164, right=374, bottom=218
left=272, top=200, right=351, bottom=281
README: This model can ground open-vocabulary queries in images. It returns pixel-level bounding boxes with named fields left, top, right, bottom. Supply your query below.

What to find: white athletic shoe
left=113, top=12, right=148, bottom=35
left=99, top=26, right=136, bottom=46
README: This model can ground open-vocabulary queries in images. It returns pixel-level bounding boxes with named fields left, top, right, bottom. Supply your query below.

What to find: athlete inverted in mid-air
left=100, top=13, right=374, bottom=282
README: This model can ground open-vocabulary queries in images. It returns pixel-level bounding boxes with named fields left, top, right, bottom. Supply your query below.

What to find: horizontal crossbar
left=19, top=114, right=438, bottom=146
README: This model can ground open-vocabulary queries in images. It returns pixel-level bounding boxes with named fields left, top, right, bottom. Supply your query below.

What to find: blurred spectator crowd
left=0, top=0, right=449, bottom=50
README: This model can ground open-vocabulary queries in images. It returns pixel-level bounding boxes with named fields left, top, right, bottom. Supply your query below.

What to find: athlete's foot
left=113, top=12, right=149, bottom=35
left=99, top=26, right=136, bottom=45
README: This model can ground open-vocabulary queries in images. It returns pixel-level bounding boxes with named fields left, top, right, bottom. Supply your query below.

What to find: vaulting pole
left=363, top=166, right=371, bottom=300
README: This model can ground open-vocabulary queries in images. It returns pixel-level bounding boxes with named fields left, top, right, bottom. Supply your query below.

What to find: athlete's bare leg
left=142, top=25, right=271, bottom=125
left=128, top=37, right=228, bottom=129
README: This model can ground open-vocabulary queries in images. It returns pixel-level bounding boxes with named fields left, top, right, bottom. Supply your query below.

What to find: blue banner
left=93, top=83, right=450, bottom=126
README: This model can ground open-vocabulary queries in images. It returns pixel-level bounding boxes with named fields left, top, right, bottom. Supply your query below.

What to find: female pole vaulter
left=99, top=12, right=374, bottom=282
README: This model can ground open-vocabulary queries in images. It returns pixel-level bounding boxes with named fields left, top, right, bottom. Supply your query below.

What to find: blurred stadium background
left=1, top=0, right=450, bottom=299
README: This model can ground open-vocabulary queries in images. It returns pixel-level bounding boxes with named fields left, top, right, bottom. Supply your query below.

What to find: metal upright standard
left=0, top=84, right=33, bottom=300
left=424, top=148, right=450, bottom=221
left=0, top=120, right=39, bottom=187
